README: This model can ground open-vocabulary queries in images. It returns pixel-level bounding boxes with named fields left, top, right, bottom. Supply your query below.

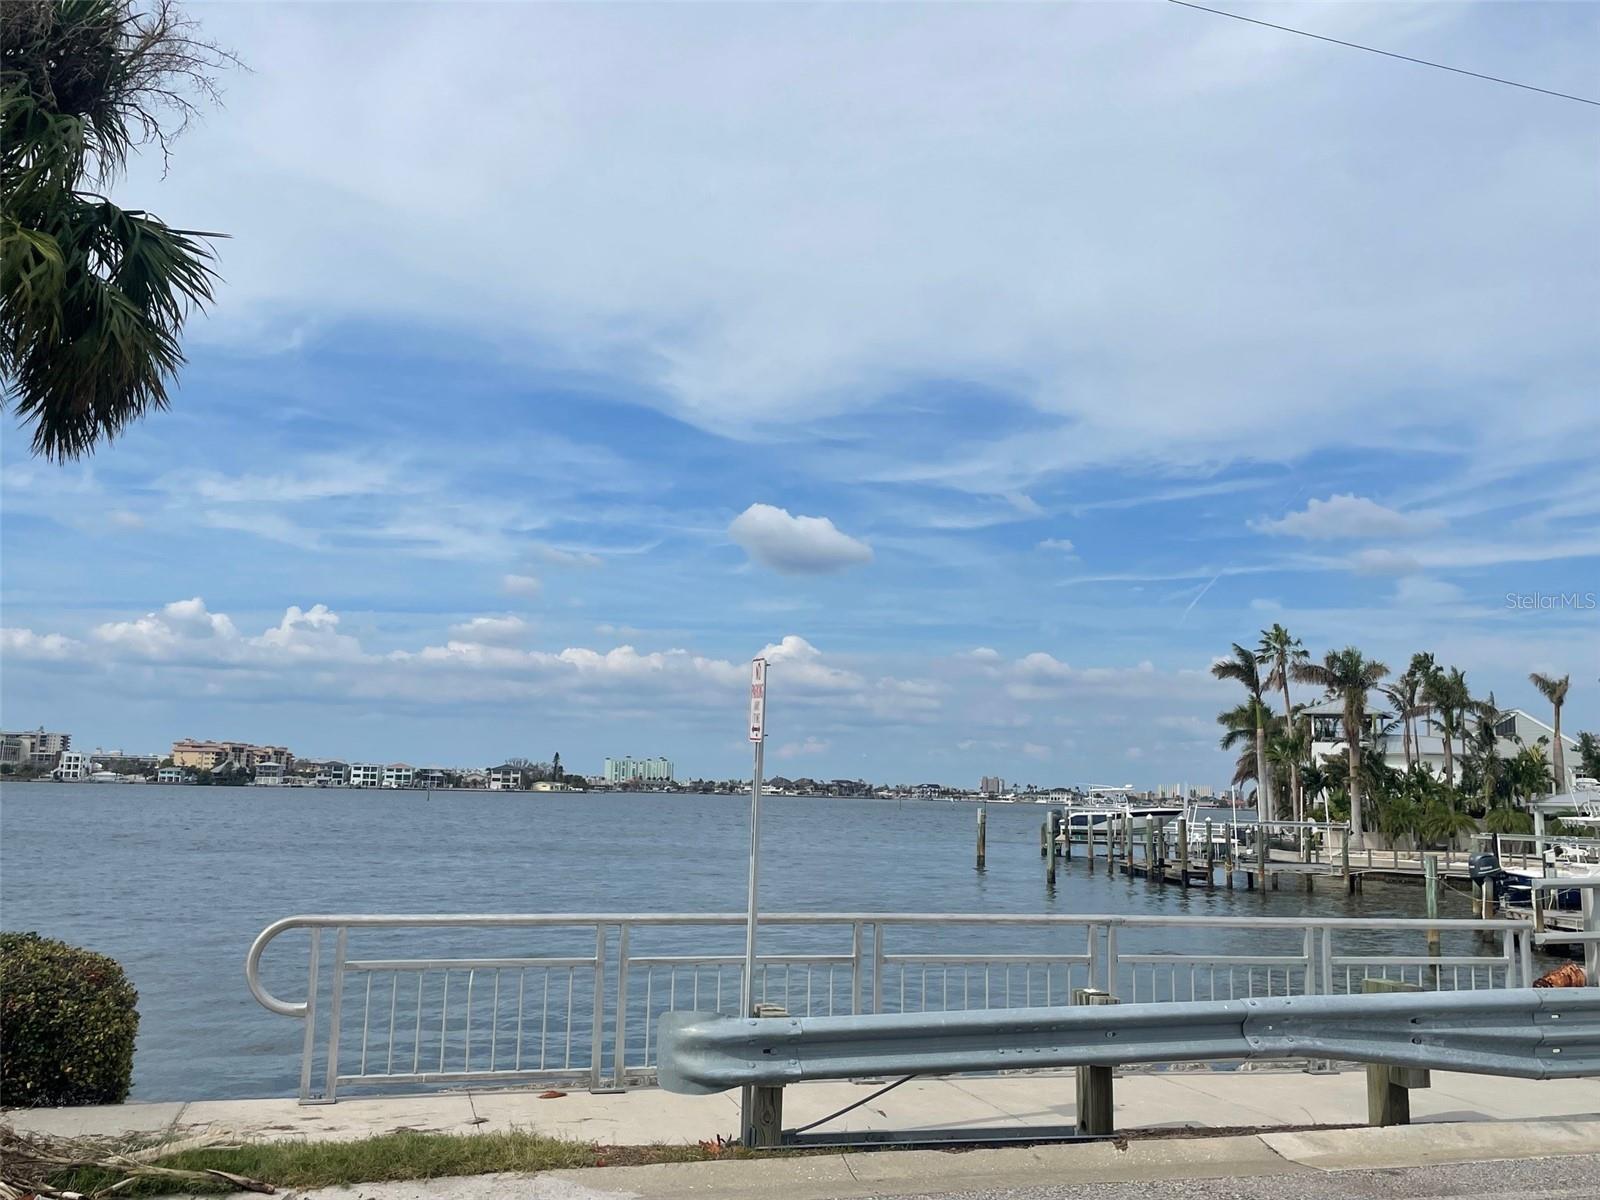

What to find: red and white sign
left=748, top=658, right=767, bottom=742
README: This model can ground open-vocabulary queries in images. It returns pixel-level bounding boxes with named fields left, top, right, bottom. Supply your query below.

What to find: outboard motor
left=1467, top=851, right=1505, bottom=884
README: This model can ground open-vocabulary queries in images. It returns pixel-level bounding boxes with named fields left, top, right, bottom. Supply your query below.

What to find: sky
left=3, top=1, right=1597, bottom=787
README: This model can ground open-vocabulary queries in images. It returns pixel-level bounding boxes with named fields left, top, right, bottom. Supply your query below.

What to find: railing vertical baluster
left=360, top=973, right=372, bottom=1076
left=564, top=968, right=575, bottom=1070
left=516, top=970, right=526, bottom=1071
left=872, top=922, right=885, bottom=1015
left=489, top=970, right=500, bottom=1072
left=323, top=927, right=347, bottom=1102
left=464, top=970, right=475, bottom=1073
left=413, top=973, right=423, bottom=1075
left=591, top=925, right=608, bottom=1089
left=439, top=970, right=450, bottom=1074
left=386, top=972, right=398, bottom=1076
left=612, top=923, right=631, bottom=1086
left=298, top=926, right=322, bottom=1104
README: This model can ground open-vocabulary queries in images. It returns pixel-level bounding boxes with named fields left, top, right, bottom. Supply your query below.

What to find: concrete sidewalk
left=9, top=1069, right=1600, bottom=1146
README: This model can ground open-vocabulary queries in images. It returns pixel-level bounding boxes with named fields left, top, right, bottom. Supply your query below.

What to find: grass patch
left=46, top=1129, right=736, bottom=1196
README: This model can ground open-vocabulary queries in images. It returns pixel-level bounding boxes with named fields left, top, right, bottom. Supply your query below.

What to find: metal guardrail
left=246, top=911, right=1542, bottom=1103
left=656, top=989, right=1600, bottom=1095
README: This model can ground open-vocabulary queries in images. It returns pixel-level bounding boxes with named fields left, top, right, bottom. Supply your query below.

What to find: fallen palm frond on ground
left=0, top=1126, right=273, bottom=1199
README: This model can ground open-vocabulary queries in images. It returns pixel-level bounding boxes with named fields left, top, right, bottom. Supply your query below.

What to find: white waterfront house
left=382, top=763, right=414, bottom=789
left=54, top=750, right=90, bottom=781
left=487, top=764, right=526, bottom=790
left=156, top=766, right=187, bottom=784
left=253, top=762, right=286, bottom=786
left=348, top=763, right=383, bottom=788
left=1305, top=699, right=1580, bottom=792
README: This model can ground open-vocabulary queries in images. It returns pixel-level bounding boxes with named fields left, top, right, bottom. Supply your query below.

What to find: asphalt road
left=896, top=1153, right=1600, bottom=1200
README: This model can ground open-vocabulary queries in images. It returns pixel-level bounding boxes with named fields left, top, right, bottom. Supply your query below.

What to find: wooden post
left=976, top=805, right=987, bottom=871
left=740, top=1003, right=788, bottom=1147
left=1073, top=988, right=1118, bottom=1135
left=1424, top=854, right=1441, bottom=986
left=1177, top=817, right=1189, bottom=888
left=1144, top=822, right=1156, bottom=882
left=1361, top=980, right=1427, bottom=1126
left=1226, top=822, right=1235, bottom=889
left=1046, top=821, right=1057, bottom=887
left=1124, top=814, right=1134, bottom=877
left=1040, top=820, right=1048, bottom=857
left=1340, top=827, right=1351, bottom=880
left=1204, top=819, right=1215, bottom=888
left=1481, top=876, right=1496, bottom=920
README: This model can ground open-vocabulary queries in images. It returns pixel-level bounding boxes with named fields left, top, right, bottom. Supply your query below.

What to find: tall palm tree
left=2, top=0, right=234, bottom=459
left=1405, top=652, right=1436, bottom=762
left=1217, top=698, right=1275, bottom=800
left=1380, top=660, right=1428, bottom=772
left=1258, top=624, right=1309, bottom=824
left=1294, top=647, right=1388, bottom=845
left=1529, top=672, right=1570, bottom=793
left=1423, top=666, right=1482, bottom=789
left=1213, top=644, right=1269, bottom=813
left=1265, top=728, right=1308, bottom=822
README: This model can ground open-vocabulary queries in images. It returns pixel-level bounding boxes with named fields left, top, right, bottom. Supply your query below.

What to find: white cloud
left=1351, top=548, right=1423, bottom=576
left=529, top=544, right=604, bottom=569
left=95, top=598, right=239, bottom=658
left=1253, top=494, right=1443, bottom=541
left=1393, top=577, right=1466, bottom=607
left=448, top=615, right=530, bottom=646
left=1, top=628, right=85, bottom=661
left=107, top=510, right=145, bottom=531
left=502, top=574, right=543, bottom=597
left=729, top=504, right=872, bottom=574
left=777, top=736, right=830, bottom=760
left=1037, top=538, right=1076, bottom=554
left=1022, top=742, right=1051, bottom=760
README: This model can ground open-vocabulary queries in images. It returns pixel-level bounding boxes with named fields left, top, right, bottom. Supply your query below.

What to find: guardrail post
left=298, top=926, right=322, bottom=1104
left=740, top=1004, right=788, bottom=1148
left=1073, top=988, right=1118, bottom=1134
left=1362, top=979, right=1428, bottom=1125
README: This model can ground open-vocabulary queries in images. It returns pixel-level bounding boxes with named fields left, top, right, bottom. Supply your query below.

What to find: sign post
left=741, top=658, right=768, bottom=1017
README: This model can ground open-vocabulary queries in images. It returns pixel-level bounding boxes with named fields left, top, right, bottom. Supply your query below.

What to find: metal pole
left=742, top=736, right=765, bottom=1017
left=741, top=658, right=768, bottom=1018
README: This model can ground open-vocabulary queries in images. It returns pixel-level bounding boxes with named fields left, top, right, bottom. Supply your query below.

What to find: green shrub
left=0, top=932, right=139, bottom=1106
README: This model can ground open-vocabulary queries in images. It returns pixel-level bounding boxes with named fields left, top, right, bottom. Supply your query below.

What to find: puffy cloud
left=255, top=604, right=366, bottom=661
left=448, top=615, right=530, bottom=646
left=94, top=598, right=239, bottom=658
left=1253, top=495, right=1443, bottom=541
left=1, top=628, right=85, bottom=660
left=729, top=504, right=872, bottom=574
left=759, top=635, right=864, bottom=691
left=501, top=574, right=543, bottom=597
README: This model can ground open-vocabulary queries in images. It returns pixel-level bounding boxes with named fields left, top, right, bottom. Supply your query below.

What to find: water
left=2, top=783, right=1478, bottom=1101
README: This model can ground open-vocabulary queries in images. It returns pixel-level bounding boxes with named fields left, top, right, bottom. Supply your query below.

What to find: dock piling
left=976, top=805, right=986, bottom=871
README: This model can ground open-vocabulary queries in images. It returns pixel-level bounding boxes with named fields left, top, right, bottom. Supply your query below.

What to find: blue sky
left=3, top=2, right=1597, bottom=785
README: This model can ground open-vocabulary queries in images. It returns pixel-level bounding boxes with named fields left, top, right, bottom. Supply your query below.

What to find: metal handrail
left=247, top=910, right=1542, bottom=1102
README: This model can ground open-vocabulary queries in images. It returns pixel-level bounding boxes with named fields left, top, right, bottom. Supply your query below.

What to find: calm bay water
left=2, top=783, right=1475, bottom=1100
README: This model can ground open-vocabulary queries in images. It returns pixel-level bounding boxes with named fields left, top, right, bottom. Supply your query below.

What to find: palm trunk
left=1346, top=715, right=1364, bottom=843
left=1279, top=680, right=1299, bottom=829
left=1255, top=718, right=1269, bottom=816
left=1552, top=704, right=1564, bottom=793
left=1401, top=713, right=1413, bottom=770
left=1441, top=719, right=1454, bottom=789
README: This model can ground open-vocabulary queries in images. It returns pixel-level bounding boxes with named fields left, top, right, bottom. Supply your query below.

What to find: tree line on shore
left=1213, top=624, right=1598, bottom=847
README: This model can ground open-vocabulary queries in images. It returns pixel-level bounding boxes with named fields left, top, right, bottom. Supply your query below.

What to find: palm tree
left=1217, top=698, right=1275, bottom=800
left=1213, top=644, right=1270, bottom=812
left=1294, top=647, right=1388, bottom=845
left=1404, top=652, right=1436, bottom=763
left=1258, top=624, right=1309, bottom=824
left=1579, top=731, right=1600, bottom=780
left=2, top=0, right=234, bottom=460
left=1299, top=760, right=1331, bottom=819
left=1528, top=672, right=1570, bottom=793
left=1265, top=728, right=1307, bottom=821
left=1422, top=667, right=1493, bottom=790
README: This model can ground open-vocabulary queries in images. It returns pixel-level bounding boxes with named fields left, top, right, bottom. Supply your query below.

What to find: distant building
left=604, top=756, right=674, bottom=785
left=172, top=739, right=294, bottom=773
left=531, top=780, right=570, bottom=792
left=254, top=762, right=286, bottom=786
left=54, top=750, right=90, bottom=781
left=2, top=728, right=72, bottom=770
left=488, top=764, right=526, bottom=790
left=349, top=763, right=383, bottom=788
left=980, top=775, right=1005, bottom=796
left=382, top=763, right=414, bottom=788
left=157, top=766, right=187, bottom=784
